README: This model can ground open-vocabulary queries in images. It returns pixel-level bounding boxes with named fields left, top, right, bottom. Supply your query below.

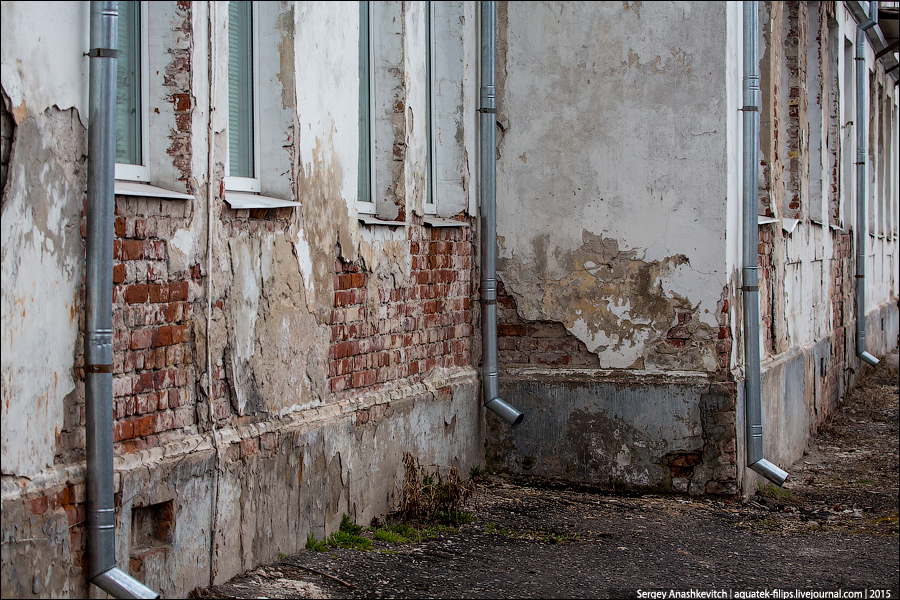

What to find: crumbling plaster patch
left=225, top=232, right=326, bottom=417
left=499, top=231, right=720, bottom=371
left=1, top=107, right=85, bottom=477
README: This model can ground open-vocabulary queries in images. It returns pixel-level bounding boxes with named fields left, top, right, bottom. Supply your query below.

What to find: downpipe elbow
left=749, top=458, right=789, bottom=487
left=91, top=567, right=159, bottom=599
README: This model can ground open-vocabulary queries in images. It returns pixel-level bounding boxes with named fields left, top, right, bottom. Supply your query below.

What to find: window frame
left=114, top=0, right=150, bottom=183
left=425, top=2, right=437, bottom=215
left=357, top=1, right=377, bottom=215
left=224, top=1, right=262, bottom=194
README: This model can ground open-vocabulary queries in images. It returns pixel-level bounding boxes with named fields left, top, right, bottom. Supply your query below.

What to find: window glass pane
left=359, top=1, right=371, bottom=203
left=229, top=1, right=254, bottom=178
left=116, top=1, right=141, bottom=165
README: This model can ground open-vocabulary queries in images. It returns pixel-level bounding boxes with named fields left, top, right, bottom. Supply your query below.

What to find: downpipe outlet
left=485, top=398, right=525, bottom=427
left=479, top=0, right=523, bottom=428
left=749, top=459, right=789, bottom=487
left=93, top=568, right=159, bottom=600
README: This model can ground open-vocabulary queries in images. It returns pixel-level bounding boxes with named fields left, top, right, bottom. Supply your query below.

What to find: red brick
left=135, top=415, right=155, bottom=438
left=133, top=372, right=154, bottom=394
left=131, top=329, right=153, bottom=350
left=498, top=323, right=527, bottom=337
left=169, top=281, right=189, bottom=302
left=30, top=496, right=48, bottom=515
left=115, top=419, right=134, bottom=441
left=121, top=239, right=144, bottom=260
left=125, top=284, right=150, bottom=304
left=113, top=264, right=126, bottom=284
left=153, top=326, right=173, bottom=348
left=172, top=93, right=192, bottom=112
left=154, top=369, right=175, bottom=389
left=667, top=325, right=691, bottom=340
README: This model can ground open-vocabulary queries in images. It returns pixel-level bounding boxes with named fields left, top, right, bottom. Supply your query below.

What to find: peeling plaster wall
left=2, top=2, right=484, bottom=597
left=496, top=1, right=730, bottom=372
left=1, top=0, right=89, bottom=477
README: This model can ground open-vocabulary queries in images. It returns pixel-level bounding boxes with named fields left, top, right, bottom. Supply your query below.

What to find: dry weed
left=390, top=452, right=475, bottom=524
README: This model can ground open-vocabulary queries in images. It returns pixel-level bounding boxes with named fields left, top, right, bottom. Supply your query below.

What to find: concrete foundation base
left=0, top=368, right=480, bottom=598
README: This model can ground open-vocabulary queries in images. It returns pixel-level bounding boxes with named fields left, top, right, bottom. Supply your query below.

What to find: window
left=358, top=1, right=376, bottom=214
left=225, top=1, right=260, bottom=193
left=115, top=0, right=149, bottom=182
left=425, top=1, right=436, bottom=214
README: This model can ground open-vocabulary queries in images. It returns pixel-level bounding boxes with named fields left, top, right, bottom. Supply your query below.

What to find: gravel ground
left=192, top=350, right=899, bottom=599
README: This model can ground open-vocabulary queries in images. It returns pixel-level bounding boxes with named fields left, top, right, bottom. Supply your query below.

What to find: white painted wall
left=0, top=2, right=89, bottom=125
left=497, top=1, right=730, bottom=371
left=1, top=1, right=90, bottom=477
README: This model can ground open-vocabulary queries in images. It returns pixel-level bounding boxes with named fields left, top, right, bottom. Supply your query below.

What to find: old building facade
left=1, top=1, right=897, bottom=597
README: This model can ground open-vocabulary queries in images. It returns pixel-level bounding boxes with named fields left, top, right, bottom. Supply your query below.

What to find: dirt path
left=192, top=350, right=899, bottom=599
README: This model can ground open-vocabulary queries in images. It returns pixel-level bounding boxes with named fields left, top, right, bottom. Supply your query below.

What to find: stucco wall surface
left=1, top=1, right=89, bottom=477
left=495, top=1, right=730, bottom=371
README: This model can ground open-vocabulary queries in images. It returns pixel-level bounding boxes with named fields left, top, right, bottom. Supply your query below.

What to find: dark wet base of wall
left=487, top=368, right=739, bottom=496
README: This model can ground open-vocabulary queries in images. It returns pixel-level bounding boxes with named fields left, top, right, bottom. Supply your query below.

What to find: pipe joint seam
left=87, top=48, right=118, bottom=58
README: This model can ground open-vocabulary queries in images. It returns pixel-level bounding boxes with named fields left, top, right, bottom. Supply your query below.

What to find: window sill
left=224, top=191, right=301, bottom=210
left=358, top=216, right=406, bottom=227
left=114, top=180, right=193, bottom=200
left=757, top=216, right=779, bottom=225
left=782, top=218, right=800, bottom=234
left=424, top=217, right=468, bottom=228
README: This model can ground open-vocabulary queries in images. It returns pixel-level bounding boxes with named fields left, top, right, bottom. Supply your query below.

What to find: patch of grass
left=372, top=528, right=408, bottom=544
left=323, top=515, right=372, bottom=551
left=757, top=483, right=796, bottom=503
left=339, top=514, right=363, bottom=535
left=483, top=521, right=579, bottom=543
left=469, top=465, right=485, bottom=480
left=305, top=533, right=327, bottom=552
left=327, top=530, right=372, bottom=551
left=436, top=510, right=475, bottom=525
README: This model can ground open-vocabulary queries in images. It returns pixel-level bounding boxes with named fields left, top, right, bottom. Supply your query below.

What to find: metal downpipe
left=85, top=2, right=159, bottom=598
left=741, top=0, right=788, bottom=486
left=479, top=1, right=523, bottom=427
left=855, top=11, right=880, bottom=367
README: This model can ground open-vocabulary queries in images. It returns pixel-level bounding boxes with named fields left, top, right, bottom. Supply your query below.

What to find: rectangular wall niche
left=129, top=500, right=175, bottom=579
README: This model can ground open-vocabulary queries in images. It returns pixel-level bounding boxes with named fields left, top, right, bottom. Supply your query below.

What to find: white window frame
left=357, top=1, right=377, bottom=215
left=425, top=2, right=437, bottom=215
left=114, top=0, right=150, bottom=183
left=224, top=1, right=261, bottom=194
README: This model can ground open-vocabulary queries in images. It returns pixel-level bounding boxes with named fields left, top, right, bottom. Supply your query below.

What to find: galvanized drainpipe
left=480, top=0, right=523, bottom=426
left=84, top=2, right=159, bottom=598
left=741, top=0, right=788, bottom=486
left=855, top=2, right=880, bottom=367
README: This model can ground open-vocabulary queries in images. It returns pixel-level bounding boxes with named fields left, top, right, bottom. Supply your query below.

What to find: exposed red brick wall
left=783, top=1, right=808, bottom=220
left=109, top=198, right=199, bottom=453
left=327, top=219, right=474, bottom=393
left=66, top=197, right=199, bottom=460
left=495, top=281, right=600, bottom=367
left=758, top=224, right=777, bottom=355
